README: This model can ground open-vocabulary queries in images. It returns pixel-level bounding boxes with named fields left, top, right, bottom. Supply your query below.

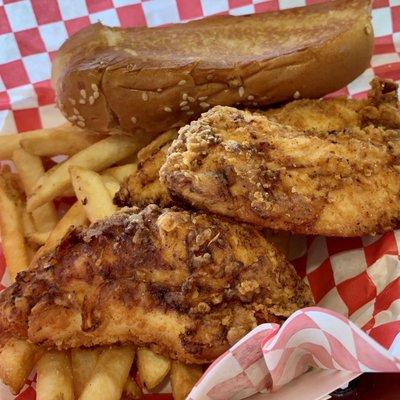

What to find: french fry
left=79, top=345, right=135, bottom=400
left=27, top=135, right=143, bottom=212
left=70, top=166, right=116, bottom=223
left=101, top=174, right=121, bottom=198
left=0, top=134, right=23, bottom=160
left=0, top=339, right=40, bottom=395
left=20, top=126, right=106, bottom=157
left=0, top=124, right=104, bottom=160
left=116, top=154, right=138, bottom=166
left=71, top=348, right=101, bottom=398
left=137, top=129, right=177, bottom=162
left=0, top=175, right=29, bottom=279
left=21, top=207, right=36, bottom=238
left=26, top=230, right=50, bottom=246
left=13, top=148, right=58, bottom=232
left=103, top=163, right=137, bottom=184
left=0, top=168, right=41, bottom=393
left=22, top=218, right=44, bottom=260
left=137, top=348, right=171, bottom=390
left=170, top=362, right=203, bottom=400
left=31, top=201, right=87, bottom=264
left=36, top=351, right=74, bottom=400
left=122, top=376, right=143, bottom=400
left=44, top=201, right=87, bottom=246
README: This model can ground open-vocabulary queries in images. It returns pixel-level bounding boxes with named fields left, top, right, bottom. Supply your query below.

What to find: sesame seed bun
left=52, top=0, right=373, bottom=140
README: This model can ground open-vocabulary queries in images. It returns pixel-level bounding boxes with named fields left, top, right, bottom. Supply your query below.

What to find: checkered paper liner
left=188, top=307, right=400, bottom=399
left=0, top=1, right=399, bottom=399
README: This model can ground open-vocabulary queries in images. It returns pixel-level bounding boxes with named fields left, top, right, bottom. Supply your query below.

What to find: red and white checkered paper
left=0, top=1, right=399, bottom=400
left=189, top=307, right=400, bottom=400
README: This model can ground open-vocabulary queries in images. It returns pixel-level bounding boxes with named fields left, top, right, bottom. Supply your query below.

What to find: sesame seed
left=198, top=96, right=208, bottom=101
left=91, top=83, right=98, bottom=92
left=80, top=89, right=86, bottom=99
left=157, top=88, right=162, bottom=92
left=142, top=92, right=149, bottom=101
left=239, top=87, right=245, bottom=97
left=188, top=97, right=195, bottom=103
left=131, top=116, right=137, bottom=124
left=180, top=101, right=188, bottom=106
left=68, top=98, right=76, bottom=105
left=79, top=99, right=86, bottom=104
left=247, top=95, right=254, bottom=100
left=207, top=74, right=213, bottom=80
left=77, top=121, right=85, bottom=127
left=93, top=91, right=100, bottom=99
left=252, top=102, right=258, bottom=106
left=164, top=107, right=172, bottom=112
left=89, top=96, right=94, bottom=105
left=182, top=93, right=188, bottom=100
left=77, top=115, right=85, bottom=121
left=178, top=80, right=186, bottom=86
left=187, top=111, right=194, bottom=115
left=68, top=115, right=78, bottom=121
left=181, top=106, right=190, bottom=111
left=200, top=102, right=210, bottom=108
left=293, top=91, right=300, bottom=99
left=73, top=108, right=79, bottom=115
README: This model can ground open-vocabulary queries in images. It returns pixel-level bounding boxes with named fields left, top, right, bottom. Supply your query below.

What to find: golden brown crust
left=0, top=206, right=312, bottom=364
left=53, top=0, right=373, bottom=139
left=160, top=105, right=400, bottom=237
left=115, top=130, right=177, bottom=208
left=262, top=78, right=400, bottom=131
left=116, top=79, right=400, bottom=216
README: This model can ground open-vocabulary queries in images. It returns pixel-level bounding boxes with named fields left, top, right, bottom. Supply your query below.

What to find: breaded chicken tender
left=117, top=79, right=399, bottom=217
left=0, top=205, right=313, bottom=364
left=160, top=106, right=400, bottom=236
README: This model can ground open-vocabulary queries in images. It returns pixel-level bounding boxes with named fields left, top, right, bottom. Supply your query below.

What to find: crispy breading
left=114, top=130, right=177, bottom=209
left=160, top=105, right=400, bottom=237
left=117, top=79, right=400, bottom=211
left=0, top=205, right=313, bottom=364
left=262, top=79, right=400, bottom=131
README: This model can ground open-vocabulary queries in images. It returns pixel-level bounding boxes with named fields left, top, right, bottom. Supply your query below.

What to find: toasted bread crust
left=53, top=0, right=373, bottom=139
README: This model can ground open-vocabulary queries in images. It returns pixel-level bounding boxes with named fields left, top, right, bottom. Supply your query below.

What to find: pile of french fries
left=0, top=124, right=203, bottom=400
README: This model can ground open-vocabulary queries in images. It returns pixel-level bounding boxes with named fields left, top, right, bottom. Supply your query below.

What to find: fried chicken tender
left=0, top=205, right=313, bottom=364
left=160, top=106, right=400, bottom=237
left=115, top=130, right=177, bottom=209
left=117, top=79, right=399, bottom=212
left=262, top=79, right=400, bottom=131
